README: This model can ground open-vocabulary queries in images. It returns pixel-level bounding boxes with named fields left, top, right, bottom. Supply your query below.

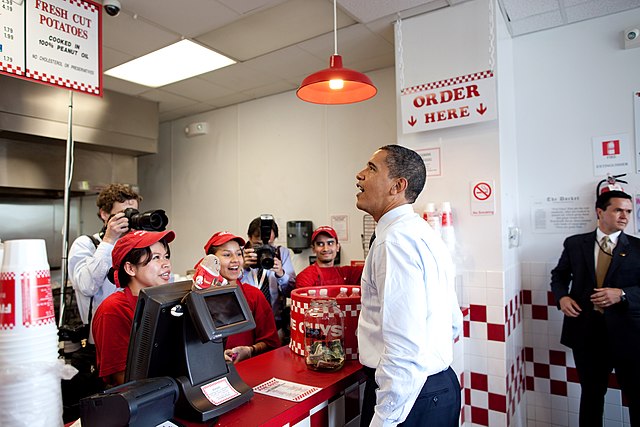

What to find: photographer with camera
left=68, top=184, right=143, bottom=340
left=242, top=215, right=296, bottom=342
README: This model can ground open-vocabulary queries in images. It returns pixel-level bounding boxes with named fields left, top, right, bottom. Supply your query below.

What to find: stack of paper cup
left=0, top=239, right=63, bottom=427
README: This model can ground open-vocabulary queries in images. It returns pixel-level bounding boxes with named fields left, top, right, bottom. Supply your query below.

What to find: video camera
left=123, top=208, right=169, bottom=232
left=253, top=214, right=278, bottom=270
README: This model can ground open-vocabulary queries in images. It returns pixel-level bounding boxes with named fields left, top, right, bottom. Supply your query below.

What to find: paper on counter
left=253, top=377, right=321, bottom=402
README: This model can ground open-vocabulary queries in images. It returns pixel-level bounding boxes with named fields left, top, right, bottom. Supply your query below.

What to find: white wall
left=396, top=0, right=504, bottom=273
left=138, top=67, right=396, bottom=276
left=514, top=9, right=640, bottom=427
left=515, top=8, right=640, bottom=264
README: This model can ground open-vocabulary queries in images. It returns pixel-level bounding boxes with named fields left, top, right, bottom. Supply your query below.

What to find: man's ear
left=390, top=177, right=408, bottom=195
left=99, top=209, right=110, bottom=223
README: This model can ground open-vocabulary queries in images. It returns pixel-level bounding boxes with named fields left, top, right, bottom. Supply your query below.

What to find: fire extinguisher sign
left=592, top=133, right=631, bottom=176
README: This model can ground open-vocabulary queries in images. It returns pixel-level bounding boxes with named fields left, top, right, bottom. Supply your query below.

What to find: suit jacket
left=550, top=230, right=640, bottom=359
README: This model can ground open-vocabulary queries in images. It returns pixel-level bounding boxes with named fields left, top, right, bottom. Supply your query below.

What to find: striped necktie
left=258, top=269, right=271, bottom=305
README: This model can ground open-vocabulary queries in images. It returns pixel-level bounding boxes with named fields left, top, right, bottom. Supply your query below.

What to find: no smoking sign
left=470, top=180, right=495, bottom=216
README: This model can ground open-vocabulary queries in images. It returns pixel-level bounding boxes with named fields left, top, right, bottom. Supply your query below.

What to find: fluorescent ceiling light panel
left=105, top=40, right=235, bottom=87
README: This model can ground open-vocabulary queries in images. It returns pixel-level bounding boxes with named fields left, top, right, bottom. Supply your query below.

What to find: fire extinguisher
left=596, top=173, right=627, bottom=196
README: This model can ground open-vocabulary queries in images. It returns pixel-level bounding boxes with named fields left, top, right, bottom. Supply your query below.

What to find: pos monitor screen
left=125, top=280, right=256, bottom=422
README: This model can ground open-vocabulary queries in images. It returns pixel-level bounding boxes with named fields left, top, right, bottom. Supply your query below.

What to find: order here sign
left=400, top=70, right=496, bottom=134
left=0, top=0, right=102, bottom=96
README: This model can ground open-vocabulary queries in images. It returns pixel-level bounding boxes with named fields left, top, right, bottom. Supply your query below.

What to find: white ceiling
left=99, top=0, right=640, bottom=122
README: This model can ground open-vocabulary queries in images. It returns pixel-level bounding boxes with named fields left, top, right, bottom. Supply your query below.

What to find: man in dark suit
left=550, top=190, right=640, bottom=427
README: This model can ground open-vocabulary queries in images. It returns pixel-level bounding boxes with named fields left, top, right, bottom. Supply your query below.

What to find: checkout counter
left=73, top=345, right=365, bottom=427
left=183, top=346, right=365, bottom=427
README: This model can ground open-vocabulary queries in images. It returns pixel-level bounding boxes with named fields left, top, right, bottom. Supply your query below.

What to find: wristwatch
left=620, top=289, right=627, bottom=303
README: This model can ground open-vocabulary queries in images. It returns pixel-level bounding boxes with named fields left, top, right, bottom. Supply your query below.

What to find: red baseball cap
left=311, top=226, right=338, bottom=243
left=112, top=230, right=175, bottom=287
left=203, top=231, right=246, bottom=253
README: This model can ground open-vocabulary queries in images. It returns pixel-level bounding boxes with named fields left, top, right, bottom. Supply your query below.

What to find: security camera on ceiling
left=624, top=27, right=640, bottom=49
left=103, top=0, right=121, bottom=17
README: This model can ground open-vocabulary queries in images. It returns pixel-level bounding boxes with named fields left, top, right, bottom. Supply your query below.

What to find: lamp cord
left=333, top=0, right=338, bottom=55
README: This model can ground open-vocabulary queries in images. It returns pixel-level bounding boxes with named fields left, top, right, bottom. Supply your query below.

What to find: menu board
left=0, top=0, right=102, bottom=96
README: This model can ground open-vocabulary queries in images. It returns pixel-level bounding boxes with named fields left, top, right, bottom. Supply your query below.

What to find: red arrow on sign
left=408, top=116, right=417, bottom=127
left=476, top=103, right=487, bottom=115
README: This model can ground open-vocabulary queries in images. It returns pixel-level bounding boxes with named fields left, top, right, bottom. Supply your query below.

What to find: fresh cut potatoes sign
left=0, top=0, right=102, bottom=95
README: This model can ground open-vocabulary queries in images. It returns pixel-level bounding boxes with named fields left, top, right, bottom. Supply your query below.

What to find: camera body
left=122, top=208, right=169, bottom=232
left=58, top=322, right=89, bottom=343
left=253, top=214, right=278, bottom=269
left=103, top=0, right=121, bottom=17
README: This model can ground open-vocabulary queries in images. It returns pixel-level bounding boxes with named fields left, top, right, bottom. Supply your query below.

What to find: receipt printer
left=80, top=376, right=179, bottom=427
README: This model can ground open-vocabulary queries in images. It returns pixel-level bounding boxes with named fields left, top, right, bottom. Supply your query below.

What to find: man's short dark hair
left=595, top=190, right=631, bottom=211
left=247, top=217, right=279, bottom=239
left=96, top=183, right=142, bottom=219
left=379, top=145, right=426, bottom=203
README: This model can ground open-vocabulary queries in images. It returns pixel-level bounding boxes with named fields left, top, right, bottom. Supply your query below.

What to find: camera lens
left=124, top=208, right=169, bottom=231
left=256, top=245, right=275, bottom=269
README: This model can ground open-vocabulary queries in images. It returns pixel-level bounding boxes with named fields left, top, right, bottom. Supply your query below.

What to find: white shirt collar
left=596, top=228, right=622, bottom=245
left=376, top=204, right=414, bottom=236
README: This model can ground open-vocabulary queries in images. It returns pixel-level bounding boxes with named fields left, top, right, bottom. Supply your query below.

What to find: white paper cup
left=0, top=239, right=55, bottom=331
left=0, top=368, right=63, bottom=427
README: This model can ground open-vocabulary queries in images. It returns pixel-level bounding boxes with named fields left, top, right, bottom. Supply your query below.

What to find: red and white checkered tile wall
left=459, top=264, right=631, bottom=427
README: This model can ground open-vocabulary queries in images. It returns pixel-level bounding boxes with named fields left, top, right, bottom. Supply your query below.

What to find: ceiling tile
left=195, top=0, right=354, bottom=61
left=243, top=46, right=327, bottom=80
left=509, top=10, right=565, bottom=36
left=103, top=75, right=150, bottom=96
left=162, top=78, right=237, bottom=101
left=91, top=0, right=640, bottom=118
left=499, top=0, right=560, bottom=22
left=117, top=0, right=241, bottom=38
left=340, top=0, right=447, bottom=23
left=139, top=90, right=196, bottom=112
left=102, top=46, right=134, bottom=70
left=159, top=102, right=217, bottom=122
left=216, top=0, right=287, bottom=15
left=102, top=11, right=180, bottom=57
left=564, top=0, right=640, bottom=23
left=202, top=92, right=256, bottom=108
left=240, top=80, right=298, bottom=99
left=198, top=62, right=280, bottom=91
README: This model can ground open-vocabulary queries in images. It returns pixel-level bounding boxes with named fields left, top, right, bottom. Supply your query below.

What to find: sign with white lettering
left=400, top=70, right=496, bottom=134
left=0, top=0, right=102, bottom=96
left=592, top=133, right=631, bottom=176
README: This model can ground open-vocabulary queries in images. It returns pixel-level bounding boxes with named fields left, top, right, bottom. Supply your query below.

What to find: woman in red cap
left=203, top=231, right=281, bottom=363
left=92, top=229, right=175, bottom=387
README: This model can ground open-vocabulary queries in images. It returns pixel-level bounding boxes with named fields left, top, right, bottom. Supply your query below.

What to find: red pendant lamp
left=297, top=0, right=377, bottom=105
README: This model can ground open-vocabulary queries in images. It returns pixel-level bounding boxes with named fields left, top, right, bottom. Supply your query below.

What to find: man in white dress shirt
left=355, top=145, right=462, bottom=427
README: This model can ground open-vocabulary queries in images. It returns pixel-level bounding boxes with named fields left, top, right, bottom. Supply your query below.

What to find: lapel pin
left=620, top=253, right=627, bottom=257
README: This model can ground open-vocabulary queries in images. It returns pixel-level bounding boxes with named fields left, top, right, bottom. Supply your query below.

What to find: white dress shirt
left=358, top=204, right=462, bottom=427
left=594, top=228, right=621, bottom=264
left=241, top=245, right=296, bottom=318
left=68, top=233, right=117, bottom=338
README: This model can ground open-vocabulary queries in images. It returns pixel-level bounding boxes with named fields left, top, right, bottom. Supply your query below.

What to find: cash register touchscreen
left=125, top=280, right=256, bottom=422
